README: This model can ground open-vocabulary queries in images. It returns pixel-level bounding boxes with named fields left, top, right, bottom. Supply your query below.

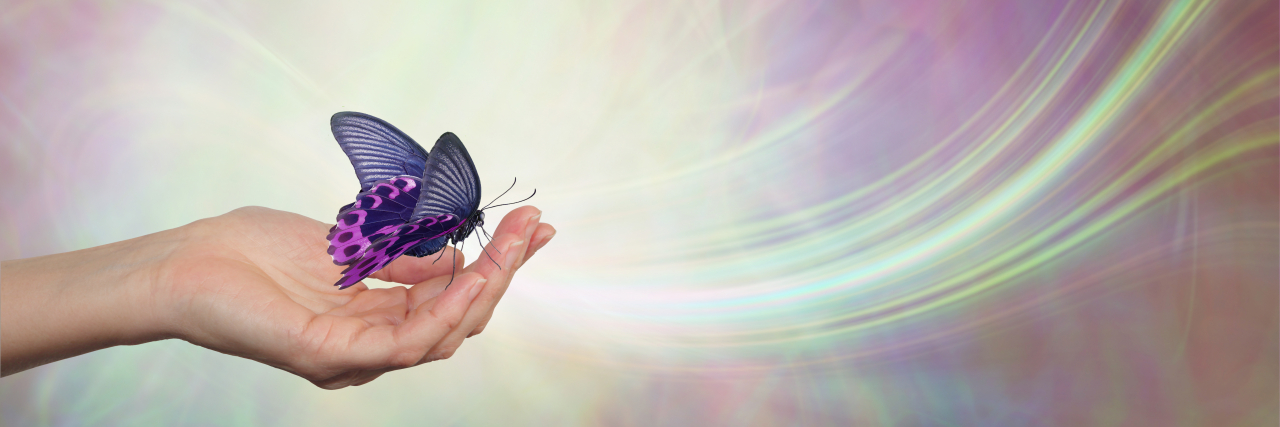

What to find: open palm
left=156, top=205, right=552, bottom=389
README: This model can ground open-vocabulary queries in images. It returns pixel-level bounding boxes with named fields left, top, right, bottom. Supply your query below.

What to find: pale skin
left=0, top=205, right=554, bottom=389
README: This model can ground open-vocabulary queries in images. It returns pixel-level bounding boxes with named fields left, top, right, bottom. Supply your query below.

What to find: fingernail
left=539, top=232, right=556, bottom=247
left=505, top=240, right=525, bottom=267
left=525, top=213, right=541, bottom=236
left=469, top=279, right=487, bottom=300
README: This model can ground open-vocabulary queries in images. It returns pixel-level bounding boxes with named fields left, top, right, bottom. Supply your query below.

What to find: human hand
left=160, top=205, right=554, bottom=388
left=0, top=206, right=555, bottom=387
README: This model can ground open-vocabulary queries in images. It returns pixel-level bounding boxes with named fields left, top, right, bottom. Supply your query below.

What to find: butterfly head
left=448, top=179, right=535, bottom=263
left=449, top=210, right=486, bottom=244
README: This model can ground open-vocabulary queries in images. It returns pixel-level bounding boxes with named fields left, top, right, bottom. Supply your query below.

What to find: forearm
left=0, top=229, right=186, bottom=376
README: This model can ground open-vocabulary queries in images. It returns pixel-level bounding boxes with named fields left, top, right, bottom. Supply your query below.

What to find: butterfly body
left=326, top=112, right=487, bottom=289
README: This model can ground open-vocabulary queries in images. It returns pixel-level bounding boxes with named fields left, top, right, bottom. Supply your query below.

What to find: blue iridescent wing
left=410, top=132, right=482, bottom=221
left=333, top=214, right=465, bottom=289
left=331, top=112, right=430, bottom=191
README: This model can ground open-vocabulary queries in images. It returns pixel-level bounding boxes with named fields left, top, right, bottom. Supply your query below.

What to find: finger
left=516, top=223, right=555, bottom=269
left=314, top=369, right=384, bottom=389
left=468, top=313, right=492, bottom=337
left=341, top=273, right=485, bottom=370
left=402, top=250, right=477, bottom=310
left=467, top=233, right=527, bottom=278
left=368, top=246, right=465, bottom=285
left=351, top=371, right=385, bottom=386
left=422, top=234, right=526, bottom=363
left=341, top=282, right=370, bottom=292
left=466, top=207, right=540, bottom=271
left=470, top=224, right=553, bottom=337
left=458, top=215, right=535, bottom=307
left=311, top=370, right=364, bottom=390
left=314, top=363, right=394, bottom=389
left=466, top=207, right=540, bottom=275
left=402, top=208, right=539, bottom=311
left=447, top=211, right=541, bottom=344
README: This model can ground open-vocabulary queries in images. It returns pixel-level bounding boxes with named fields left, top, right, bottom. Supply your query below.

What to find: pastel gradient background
left=1, top=0, right=1276, bottom=425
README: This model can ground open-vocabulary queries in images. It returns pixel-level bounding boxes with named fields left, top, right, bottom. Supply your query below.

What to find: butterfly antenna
left=480, top=178, right=519, bottom=210
left=482, top=189, right=536, bottom=210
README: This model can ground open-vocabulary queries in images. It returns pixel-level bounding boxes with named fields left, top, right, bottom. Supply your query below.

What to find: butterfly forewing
left=331, top=112, right=430, bottom=191
left=410, top=132, right=482, bottom=222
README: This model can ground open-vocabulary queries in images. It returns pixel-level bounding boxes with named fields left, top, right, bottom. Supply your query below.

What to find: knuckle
left=433, top=346, right=458, bottom=361
left=435, top=313, right=461, bottom=331
left=314, top=381, right=346, bottom=390
left=390, top=349, right=423, bottom=368
left=309, top=373, right=352, bottom=390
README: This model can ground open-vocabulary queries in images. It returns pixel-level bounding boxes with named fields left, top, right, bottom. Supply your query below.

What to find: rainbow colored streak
left=1, top=0, right=1275, bottom=425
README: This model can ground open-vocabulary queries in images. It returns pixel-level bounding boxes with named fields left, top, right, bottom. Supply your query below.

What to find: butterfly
left=325, top=112, right=530, bottom=289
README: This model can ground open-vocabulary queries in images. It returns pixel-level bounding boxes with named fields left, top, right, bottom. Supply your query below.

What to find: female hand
left=0, top=206, right=555, bottom=389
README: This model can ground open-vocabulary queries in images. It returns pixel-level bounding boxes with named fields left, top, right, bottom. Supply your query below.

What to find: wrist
left=0, top=225, right=191, bottom=376
left=132, top=221, right=210, bottom=344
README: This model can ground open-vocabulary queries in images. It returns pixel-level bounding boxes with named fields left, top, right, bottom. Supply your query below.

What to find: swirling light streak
left=1, top=0, right=1274, bottom=425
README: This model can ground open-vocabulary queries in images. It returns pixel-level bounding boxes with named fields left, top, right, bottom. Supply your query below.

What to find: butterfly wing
left=331, top=112, right=430, bottom=191
left=411, top=132, right=482, bottom=221
left=333, top=214, right=465, bottom=289
left=327, top=176, right=422, bottom=265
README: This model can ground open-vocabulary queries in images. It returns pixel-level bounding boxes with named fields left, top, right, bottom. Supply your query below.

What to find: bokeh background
left=1, top=0, right=1276, bottom=425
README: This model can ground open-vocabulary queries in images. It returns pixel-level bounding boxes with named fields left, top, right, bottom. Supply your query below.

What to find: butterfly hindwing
left=333, top=214, right=465, bottom=289
left=410, top=132, right=482, bottom=221
left=327, top=176, right=421, bottom=265
left=404, top=236, right=448, bottom=257
left=331, top=112, right=430, bottom=191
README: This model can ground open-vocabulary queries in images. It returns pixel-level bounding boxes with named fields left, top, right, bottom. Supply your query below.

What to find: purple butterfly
left=325, top=112, right=526, bottom=289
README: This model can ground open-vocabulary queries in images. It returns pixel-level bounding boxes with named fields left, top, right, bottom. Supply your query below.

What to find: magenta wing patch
left=333, top=214, right=465, bottom=289
left=326, top=176, right=422, bottom=265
